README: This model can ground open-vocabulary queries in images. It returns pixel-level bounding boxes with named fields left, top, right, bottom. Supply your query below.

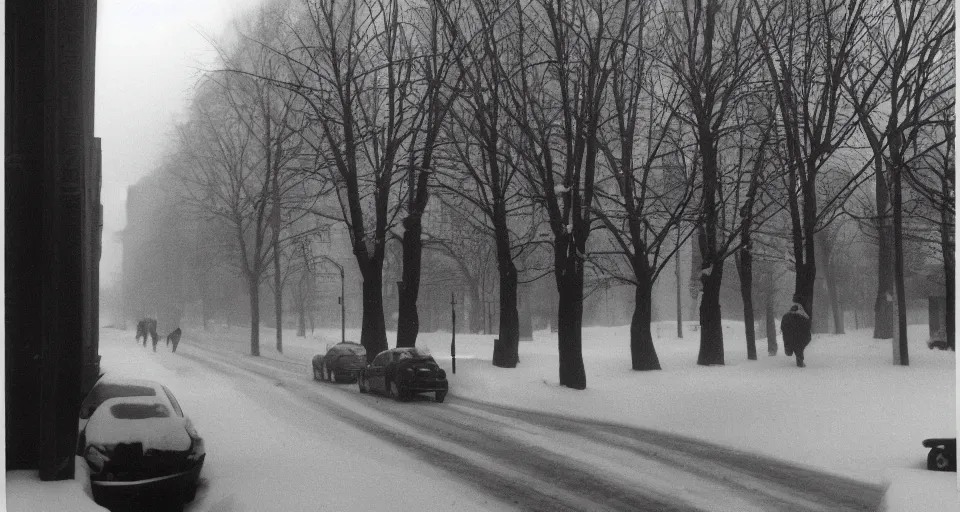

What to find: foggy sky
left=95, top=0, right=261, bottom=287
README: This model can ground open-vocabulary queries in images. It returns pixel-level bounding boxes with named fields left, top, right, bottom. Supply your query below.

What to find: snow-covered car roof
left=391, top=346, right=431, bottom=357
left=85, top=396, right=192, bottom=452
left=325, top=342, right=366, bottom=357
left=80, top=378, right=167, bottom=420
left=373, top=346, right=434, bottom=363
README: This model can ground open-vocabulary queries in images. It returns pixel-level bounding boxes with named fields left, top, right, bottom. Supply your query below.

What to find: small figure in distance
left=166, top=328, right=182, bottom=353
left=781, top=301, right=812, bottom=368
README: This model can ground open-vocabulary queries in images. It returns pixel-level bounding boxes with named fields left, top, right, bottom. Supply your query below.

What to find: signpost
left=451, top=292, right=457, bottom=374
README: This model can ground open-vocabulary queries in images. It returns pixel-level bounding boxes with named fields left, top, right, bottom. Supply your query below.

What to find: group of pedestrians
left=135, top=318, right=182, bottom=353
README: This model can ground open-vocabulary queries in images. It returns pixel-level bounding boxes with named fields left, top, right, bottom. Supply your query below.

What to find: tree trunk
left=297, top=288, right=306, bottom=338
left=873, top=171, right=894, bottom=339
left=248, top=277, right=261, bottom=357
left=795, top=260, right=816, bottom=320
left=892, top=158, right=909, bottom=364
left=737, top=250, right=757, bottom=360
left=696, top=114, right=725, bottom=367
left=396, top=218, right=423, bottom=348
left=273, top=260, right=283, bottom=353
left=360, top=260, right=389, bottom=363
left=676, top=235, right=683, bottom=338
left=816, top=232, right=844, bottom=334
left=468, top=284, right=483, bottom=334
left=492, top=219, right=519, bottom=368
left=492, top=261, right=520, bottom=368
left=765, top=294, right=778, bottom=356
left=631, top=264, right=661, bottom=371
left=688, top=234, right=702, bottom=321
left=555, top=244, right=586, bottom=389
left=697, top=257, right=725, bottom=366
left=941, top=193, right=955, bottom=351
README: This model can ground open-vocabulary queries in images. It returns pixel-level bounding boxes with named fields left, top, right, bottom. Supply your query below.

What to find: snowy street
left=97, top=327, right=884, bottom=512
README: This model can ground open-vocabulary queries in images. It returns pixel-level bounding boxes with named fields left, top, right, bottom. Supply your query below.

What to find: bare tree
left=909, top=108, right=955, bottom=350
left=433, top=0, right=544, bottom=367
left=751, top=0, right=870, bottom=349
left=498, top=0, right=620, bottom=389
left=218, top=9, right=312, bottom=352
left=844, top=0, right=954, bottom=355
left=590, top=0, right=697, bottom=370
left=394, top=1, right=463, bottom=348
left=177, top=77, right=273, bottom=356
left=665, top=0, right=761, bottom=365
left=263, top=0, right=421, bottom=360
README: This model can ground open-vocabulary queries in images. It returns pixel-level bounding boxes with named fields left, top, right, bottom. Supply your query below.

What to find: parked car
left=358, top=347, right=448, bottom=402
left=923, top=437, right=957, bottom=472
left=313, top=342, right=367, bottom=383
left=80, top=390, right=205, bottom=509
left=78, top=377, right=170, bottom=451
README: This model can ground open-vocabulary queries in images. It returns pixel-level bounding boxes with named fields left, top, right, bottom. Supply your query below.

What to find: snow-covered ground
left=65, top=328, right=512, bottom=512
left=877, top=469, right=958, bottom=511
left=6, top=461, right=108, bottom=512
left=188, top=320, right=955, bottom=487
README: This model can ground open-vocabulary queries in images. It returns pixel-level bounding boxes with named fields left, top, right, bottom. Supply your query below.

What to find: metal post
left=676, top=226, right=683, bottom=338
left=451, top=292, right=457, bottom=374
left=340, top=266, right=346, bottom=344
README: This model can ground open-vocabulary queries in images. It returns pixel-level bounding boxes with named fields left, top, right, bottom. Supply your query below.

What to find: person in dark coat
left=136, top=318, right=158, bottom=348
left=166, top=328, right=182, bottom=353
left=781, top=303, right=812, bottom=367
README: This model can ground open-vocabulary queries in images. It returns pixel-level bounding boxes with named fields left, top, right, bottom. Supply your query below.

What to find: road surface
left=163, top=339, right=883, bottom=512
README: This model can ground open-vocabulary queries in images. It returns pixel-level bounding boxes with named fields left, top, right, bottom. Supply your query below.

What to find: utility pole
left=451, top=292, right=457, bottom=374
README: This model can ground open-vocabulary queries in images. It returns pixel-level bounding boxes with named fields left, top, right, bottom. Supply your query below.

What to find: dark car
left=81, top=391, right=205, bottom=509
left=313, top=341, right=367, bottom=383
left=923, top=437, right=957, bottom=472
left=358, top=347, right=448, bottom=402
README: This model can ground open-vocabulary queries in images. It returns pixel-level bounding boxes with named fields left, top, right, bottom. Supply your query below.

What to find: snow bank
left=417, top=322, right=957, bottom=485
left=877, top=469, right=959, bottom=511
left=5, top=459, right=108, bottom=512
left=162, top=322, right=956, bottom=486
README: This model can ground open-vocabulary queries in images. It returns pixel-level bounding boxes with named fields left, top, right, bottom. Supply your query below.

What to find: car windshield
left=80, top=384, right=157, bottom=419
left=109, top=402, right=172, bottom=420
left=395, top=347, right=431, bottom=361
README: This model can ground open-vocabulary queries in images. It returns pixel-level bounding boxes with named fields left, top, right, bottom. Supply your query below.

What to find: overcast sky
left=96, top=0, right=261, bottom=286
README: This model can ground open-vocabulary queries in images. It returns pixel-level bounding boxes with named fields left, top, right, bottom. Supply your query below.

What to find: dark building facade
left=5, top=0, right=101, bottom=479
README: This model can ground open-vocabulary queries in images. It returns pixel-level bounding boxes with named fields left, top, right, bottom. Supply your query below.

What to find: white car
left=79, top=386, right=205, bottom=509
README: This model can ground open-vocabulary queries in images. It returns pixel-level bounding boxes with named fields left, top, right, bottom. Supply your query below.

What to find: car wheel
left=435, top=391, right=446, bottom=403
left=358, top=377, right=367, bottom=393
left=928, top=447, right=955, bottom=471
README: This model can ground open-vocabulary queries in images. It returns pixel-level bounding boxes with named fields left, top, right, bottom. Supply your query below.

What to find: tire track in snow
left=174, top=342, right=882, bottom=511
left=175, top=344, right=688, bottom=511
left=453, top=397, right=883, bottom=511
